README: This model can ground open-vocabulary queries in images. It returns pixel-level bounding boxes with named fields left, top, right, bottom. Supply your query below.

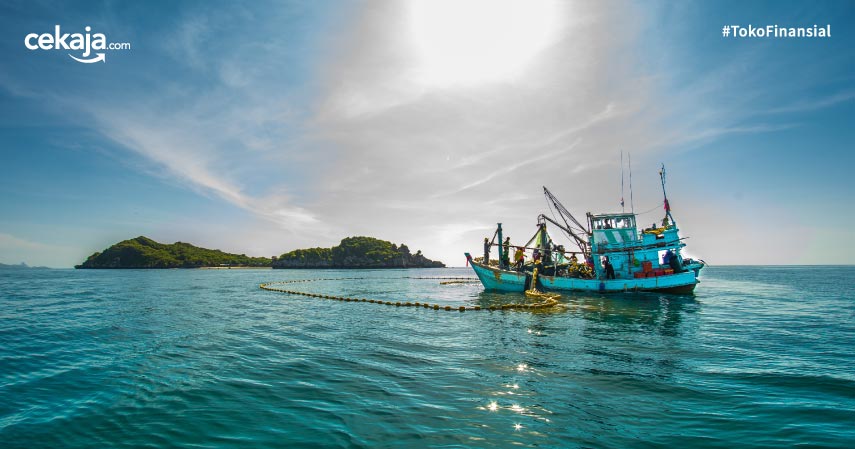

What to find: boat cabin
left=590, top=213, right=638, bottom=251
left=582, top=212, right=688, bottom=280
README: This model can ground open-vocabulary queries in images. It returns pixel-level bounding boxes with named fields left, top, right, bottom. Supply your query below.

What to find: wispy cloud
left=763, top=89, right=855, bottom=114
left=2, top=0, right=850, bottom=265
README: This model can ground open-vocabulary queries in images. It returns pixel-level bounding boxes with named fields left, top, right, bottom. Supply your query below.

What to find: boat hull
left=467, top=255, right=698, bottom=294
left=469, top=260, right=528, bottom=292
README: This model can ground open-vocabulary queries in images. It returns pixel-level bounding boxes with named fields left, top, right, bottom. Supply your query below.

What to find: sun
left=408, top=0, right=562, bottom=87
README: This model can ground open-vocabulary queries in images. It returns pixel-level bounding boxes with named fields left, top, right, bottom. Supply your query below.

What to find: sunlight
left=408, top=0, right=562, bottom=87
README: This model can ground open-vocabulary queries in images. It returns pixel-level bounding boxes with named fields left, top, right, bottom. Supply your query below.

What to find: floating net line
left=259, top=277, right=561, bottom=312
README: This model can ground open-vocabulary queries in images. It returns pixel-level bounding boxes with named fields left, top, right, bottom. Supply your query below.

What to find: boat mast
left=621, top=151, right=625, bottom=213
left=629, top=153, right=634, bottom=214
left=659, top=164, right=675, bottom=227
left=497, top=223, right=503, bottom=264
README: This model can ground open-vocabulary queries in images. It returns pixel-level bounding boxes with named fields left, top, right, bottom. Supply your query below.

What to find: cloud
left=288, top=1, right=678, bottom=263
left=87, top=106, right=322, bottom=231
left=3, top=1, right=851, bottom=266
left=762, top=89, right=855, bottom=115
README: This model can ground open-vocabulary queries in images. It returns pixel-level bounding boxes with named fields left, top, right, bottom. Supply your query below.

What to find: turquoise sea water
left=1, top=266, right=853, bottom=448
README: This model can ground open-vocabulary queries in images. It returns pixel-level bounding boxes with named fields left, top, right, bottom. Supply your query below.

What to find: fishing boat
left=465, top=165, right=704, bottom=294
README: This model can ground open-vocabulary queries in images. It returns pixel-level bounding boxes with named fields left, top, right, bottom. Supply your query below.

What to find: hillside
left=273, top=236, right=444, bottom=269
left=75, top=236, right=271, bottom=269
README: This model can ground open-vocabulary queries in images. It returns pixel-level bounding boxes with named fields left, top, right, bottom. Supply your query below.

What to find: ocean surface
left=1, top=266, right=853, bottom=448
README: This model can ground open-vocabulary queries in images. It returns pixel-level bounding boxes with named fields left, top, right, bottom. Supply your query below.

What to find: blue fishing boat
left=466, top=165, right=704, bottom=294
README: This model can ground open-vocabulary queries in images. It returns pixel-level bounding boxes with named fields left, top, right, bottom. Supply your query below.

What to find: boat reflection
left=473, top=290, right=697, bottom=336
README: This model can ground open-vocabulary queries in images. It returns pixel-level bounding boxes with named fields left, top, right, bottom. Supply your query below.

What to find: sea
left=1, top=266, right=853, bottom=448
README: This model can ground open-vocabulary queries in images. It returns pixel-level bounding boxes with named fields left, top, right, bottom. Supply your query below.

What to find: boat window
left=615, top=216, right=635, bottom=229
left=594, top=216, right=635, bottom=230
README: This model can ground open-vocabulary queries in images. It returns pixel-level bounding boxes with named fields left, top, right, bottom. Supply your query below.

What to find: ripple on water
left=1, top=267, right=854, bottom=448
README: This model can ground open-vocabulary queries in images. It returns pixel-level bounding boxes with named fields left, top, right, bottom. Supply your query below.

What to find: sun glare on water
left=408, top=0, right=562, bottom=87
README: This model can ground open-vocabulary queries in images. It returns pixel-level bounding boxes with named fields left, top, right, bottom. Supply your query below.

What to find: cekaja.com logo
left=24, top=25, right=131, bottom=63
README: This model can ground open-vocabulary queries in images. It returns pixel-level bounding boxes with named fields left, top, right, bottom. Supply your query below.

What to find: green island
left=272, top=236, right=444, bottom=269
left=75, top=236, right=271, bottom=269
left=75, top=236, right=444, bottom=269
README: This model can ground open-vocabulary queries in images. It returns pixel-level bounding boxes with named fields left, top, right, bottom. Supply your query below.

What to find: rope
left=259, top=277, right=562, bottom=312
left=634, top=202, right=664, bottom=216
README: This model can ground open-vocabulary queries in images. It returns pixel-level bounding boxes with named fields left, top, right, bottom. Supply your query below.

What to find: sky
left=0, top=0, right=853, bottom=267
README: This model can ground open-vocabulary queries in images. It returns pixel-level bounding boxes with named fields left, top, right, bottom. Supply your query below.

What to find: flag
left=664, top=199, right=670, bottom=212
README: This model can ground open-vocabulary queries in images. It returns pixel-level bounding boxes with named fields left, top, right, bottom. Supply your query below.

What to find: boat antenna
left=620, top=151, right=625, bottom=212
left=629, top=152, right=634, bottom=214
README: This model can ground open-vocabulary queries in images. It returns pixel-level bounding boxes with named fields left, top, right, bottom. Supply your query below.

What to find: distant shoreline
left=197, top=266, right=272, bottom=270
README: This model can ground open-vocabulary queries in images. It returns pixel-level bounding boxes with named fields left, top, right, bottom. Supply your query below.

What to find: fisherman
left=544, top=239, right=554, bottom=265
left=483, top=238, right=491, bottom=264
left=665, top=249, right=684, bottom=272
left=569, top=253, right=578, bottom=265
left=514, top=246, right=525, bottom=271
left=501, top=237, right=511, bottom=269
left=554, top=245, right=565, bottom=264
left=603, top=256, right=615, bottom=279
left=534, top=254, right=545, bottom=275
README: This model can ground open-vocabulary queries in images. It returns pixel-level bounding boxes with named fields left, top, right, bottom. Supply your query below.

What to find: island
left=75, top=236, right=271, bottom=269
left=274, top=236, right=444, bottom=269
left=75, top=236, right=445, bottom=269
left=0, top=262, right=49, bottom=270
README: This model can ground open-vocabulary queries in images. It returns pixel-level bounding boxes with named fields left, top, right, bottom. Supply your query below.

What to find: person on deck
left=545, top=239, right=554, bottom=265
left=665, top=249, right=684, bottom=272
left=603, top=256, right=616, bottom=279
left=501, top=237, right=511, bottom=269
left=483, top=238, right=490, bottom=264
left=514, top=247, right=525, bottom=271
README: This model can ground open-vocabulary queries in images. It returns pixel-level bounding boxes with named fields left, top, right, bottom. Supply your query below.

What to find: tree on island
left=273, top=236, right=444, bottom=269
left=76, top=236, right=271, bottom=268
left=75, top=235, right=445, bottom=269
